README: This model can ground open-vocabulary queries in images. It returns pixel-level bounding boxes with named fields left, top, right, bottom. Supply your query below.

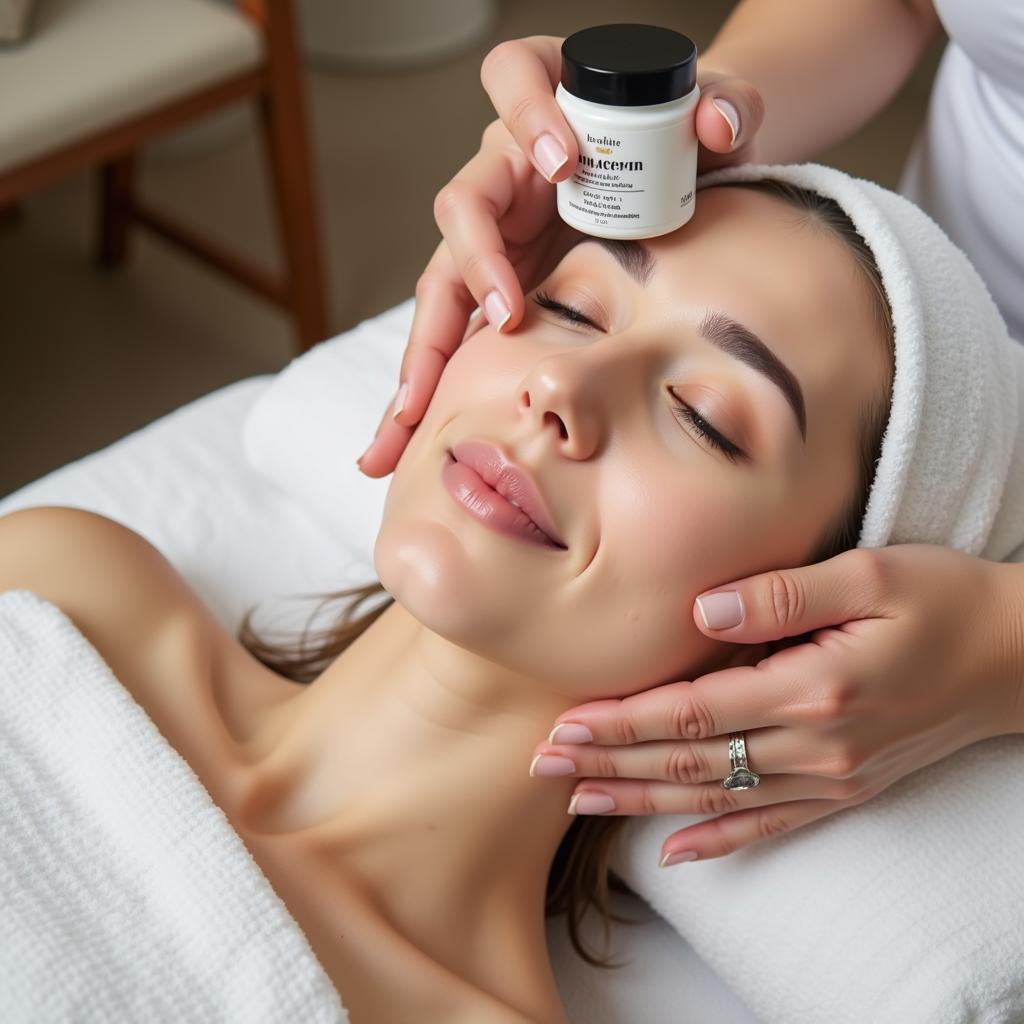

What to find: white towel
left=698, top=162, right=1024, bottom=560
left=0, top=588, right=348, bottom=1024
left=609, top=732, right=1024, bottom=1023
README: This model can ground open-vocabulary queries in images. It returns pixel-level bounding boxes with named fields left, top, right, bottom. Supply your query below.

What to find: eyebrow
left=579, top=237, right=807, bottom=442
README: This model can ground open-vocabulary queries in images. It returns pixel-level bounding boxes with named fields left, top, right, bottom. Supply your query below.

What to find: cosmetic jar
left=554, top=24, right=699, bottom=239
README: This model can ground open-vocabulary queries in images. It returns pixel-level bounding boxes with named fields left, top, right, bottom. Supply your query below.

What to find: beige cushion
left=0, top=0, right=263, bottom=173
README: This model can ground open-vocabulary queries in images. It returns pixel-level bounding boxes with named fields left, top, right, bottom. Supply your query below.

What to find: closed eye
left=531, top=290, right=747, bottom=462
left=669, top=393, right=745, bottom=462
left=532, top=290, right=602, bottom=330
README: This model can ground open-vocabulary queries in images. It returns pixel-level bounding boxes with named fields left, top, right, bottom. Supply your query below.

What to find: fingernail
left=548, top=722, right=593, bottom=745
left=568, top=792, right=616, bottom=815
left=484, top=290, right=511, bottom=333
left=659, top=849, right=699, bottom=867
left=711, top=98, right=740, bottom=148
left=356, top=442, right=372, bottom=468
left=533, top=132, right=569, bottom=182
left=695, top=590, right=744, bottom=630
left=529, top=753, right=576, bottom=777
left=392, top=382, right=409, bottom=421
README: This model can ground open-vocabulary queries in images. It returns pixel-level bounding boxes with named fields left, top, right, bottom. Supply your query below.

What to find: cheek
left=410, top=331, right=527, bottom=440
left=570, top=455, right=837, bottom=698
left=608, top=451, right=770, bottom=595
left=572, top=472, right=764, bottom=695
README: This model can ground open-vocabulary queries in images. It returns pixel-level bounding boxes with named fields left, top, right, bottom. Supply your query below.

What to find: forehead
left=646, top=186, right=874, bottom=326
left=568, top=186, right=880, bottom=333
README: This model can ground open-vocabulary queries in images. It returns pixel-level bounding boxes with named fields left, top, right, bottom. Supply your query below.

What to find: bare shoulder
left=0, top=505, right=219, bottom=683
left=0, top=505, right=296, bottom=726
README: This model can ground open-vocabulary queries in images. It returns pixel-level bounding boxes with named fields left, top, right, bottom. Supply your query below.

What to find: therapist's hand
left=529, top=545, right=1024, bottom=867
left=357, top=36, right=765, bottom=477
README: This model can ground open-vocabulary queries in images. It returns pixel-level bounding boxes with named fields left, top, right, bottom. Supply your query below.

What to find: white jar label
left=556, top=113, right=698, bottom=238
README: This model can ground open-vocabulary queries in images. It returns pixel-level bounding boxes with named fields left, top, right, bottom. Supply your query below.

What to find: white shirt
left=899, top=0, right=1024, bottom=342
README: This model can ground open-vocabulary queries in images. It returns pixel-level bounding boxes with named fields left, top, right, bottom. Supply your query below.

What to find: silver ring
left=722, top=732, right=761, bottom=790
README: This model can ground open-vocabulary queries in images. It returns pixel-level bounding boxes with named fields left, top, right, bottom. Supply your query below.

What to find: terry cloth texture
left=0, top=588, right=348, bottom=1023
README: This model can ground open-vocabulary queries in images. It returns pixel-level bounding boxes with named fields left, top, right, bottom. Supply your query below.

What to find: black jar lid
left=560, top=24, right=697, bottom=107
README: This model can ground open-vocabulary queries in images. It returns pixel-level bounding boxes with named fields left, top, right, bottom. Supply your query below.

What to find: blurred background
left=0, top=0, right=946, bottom=498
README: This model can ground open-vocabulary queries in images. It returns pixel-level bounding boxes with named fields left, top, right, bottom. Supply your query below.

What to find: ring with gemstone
left=722, top=732, right=761, bottom=790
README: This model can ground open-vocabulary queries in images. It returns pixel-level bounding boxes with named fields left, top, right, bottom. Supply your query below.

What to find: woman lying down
left=2, top=163, right=1020, bottom=1023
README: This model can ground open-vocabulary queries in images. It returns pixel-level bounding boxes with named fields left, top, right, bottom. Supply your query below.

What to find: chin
left=373, top=516, right=506, bottom=648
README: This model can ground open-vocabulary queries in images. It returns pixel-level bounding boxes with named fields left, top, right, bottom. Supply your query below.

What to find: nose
left=516, top=341, right=637, bottom=460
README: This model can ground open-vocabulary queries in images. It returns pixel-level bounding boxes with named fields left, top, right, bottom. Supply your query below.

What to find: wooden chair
left=0, top=0, right=330, bottom=353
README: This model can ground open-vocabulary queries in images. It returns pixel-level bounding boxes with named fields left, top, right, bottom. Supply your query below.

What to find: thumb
left=692, top=550, right=886, bottom=643
left=694, top=72, right=765, bottom=170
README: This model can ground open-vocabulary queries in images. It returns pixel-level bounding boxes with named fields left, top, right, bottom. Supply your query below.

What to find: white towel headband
left=698, top=163, right=1024, bottom=562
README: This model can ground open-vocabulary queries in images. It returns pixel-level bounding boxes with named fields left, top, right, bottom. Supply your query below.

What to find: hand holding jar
left=356, top=32, right=763, bottom=478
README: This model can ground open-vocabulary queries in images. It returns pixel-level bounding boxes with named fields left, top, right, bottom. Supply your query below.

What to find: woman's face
left=375, top=185, right=889, bottom=698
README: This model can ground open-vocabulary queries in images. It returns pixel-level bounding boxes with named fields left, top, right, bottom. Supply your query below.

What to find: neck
left=252, top=600, right=583, bottom=999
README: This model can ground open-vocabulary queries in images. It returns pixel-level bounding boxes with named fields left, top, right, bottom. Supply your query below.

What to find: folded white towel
left=0, top=589, right=347, bottom=1023
left=609, top=733, right=1024, bottom=1023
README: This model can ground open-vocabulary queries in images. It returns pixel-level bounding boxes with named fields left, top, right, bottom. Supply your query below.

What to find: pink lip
left=442, top=440, right=568, bottom=550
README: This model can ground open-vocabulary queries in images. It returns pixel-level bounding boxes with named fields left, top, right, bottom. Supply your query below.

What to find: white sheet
left=0, top=377, right=759, bottom=1023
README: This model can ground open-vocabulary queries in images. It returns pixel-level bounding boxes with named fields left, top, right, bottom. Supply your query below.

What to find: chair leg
left=97, top=155, right=135, bottom=267
left=258, top=0, right=331, bottom=352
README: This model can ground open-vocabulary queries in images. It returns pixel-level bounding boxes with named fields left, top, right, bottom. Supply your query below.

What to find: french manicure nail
left=659, top=849, right=699, bottom=867
left=392, top=382, right=409, bottom=420
left=711, top=98, right=740, bottom=148
left=568, top=792, right=616, bottom=815
left=529, top=754, right=576, bottom=777
left=695, top=590, right=744, bottom=630
left=533, top=132, right=569, bottom=182
left=548, top=722, right=594, bottom=745
left=484, top=290, right=511, bottom=333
